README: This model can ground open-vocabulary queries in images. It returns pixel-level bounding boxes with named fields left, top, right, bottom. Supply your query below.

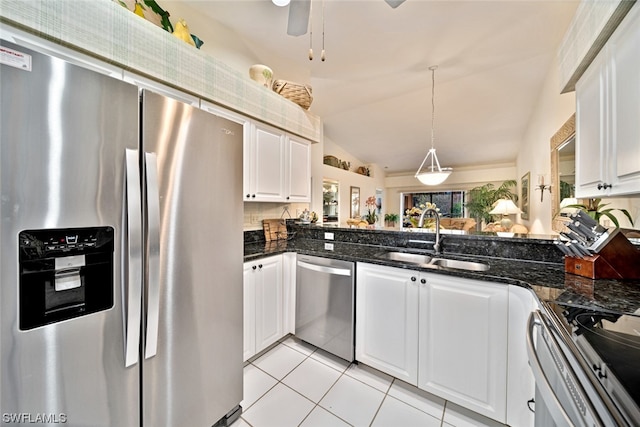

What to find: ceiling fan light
left=273, top=0, right=291, bottom=7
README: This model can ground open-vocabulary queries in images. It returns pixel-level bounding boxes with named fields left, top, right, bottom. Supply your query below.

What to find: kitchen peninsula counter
left=244, top=225, right=640, bottom=316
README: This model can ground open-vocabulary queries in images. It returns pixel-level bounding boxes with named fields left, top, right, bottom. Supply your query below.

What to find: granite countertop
left=244, top=236, right=640, bottom=317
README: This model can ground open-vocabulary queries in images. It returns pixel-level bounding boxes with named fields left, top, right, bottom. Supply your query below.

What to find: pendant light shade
left=415, top=66, right=452, bottom=186
left=415, top=149, right=452, bottom=185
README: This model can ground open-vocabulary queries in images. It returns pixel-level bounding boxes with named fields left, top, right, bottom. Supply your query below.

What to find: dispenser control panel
left=18, top=226, right=115, bottom=330
left=20, top=228, right=111, bottom=257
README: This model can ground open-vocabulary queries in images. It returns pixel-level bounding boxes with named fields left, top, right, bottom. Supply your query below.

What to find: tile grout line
left=366, top=376, right=395, bottom=427
left=243, top=340, right=459, bottom=427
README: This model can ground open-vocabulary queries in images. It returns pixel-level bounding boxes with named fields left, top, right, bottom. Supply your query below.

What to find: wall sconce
left=535, top=174, right=552, bottom=202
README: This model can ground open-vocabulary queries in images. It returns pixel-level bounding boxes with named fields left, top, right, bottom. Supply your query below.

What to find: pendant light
left=415, top=65, right=452, bottom=186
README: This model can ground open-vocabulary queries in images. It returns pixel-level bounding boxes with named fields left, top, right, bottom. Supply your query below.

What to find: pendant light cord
left=308, top=0, right=313, bottom=60
left=430, top=65, right=437, bottom=150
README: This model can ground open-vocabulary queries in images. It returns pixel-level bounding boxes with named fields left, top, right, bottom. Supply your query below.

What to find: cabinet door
left=356, top=263, right=419, bottom=385
left=609, top=6, right=640, bottom=196
left=418, top=274, right=508, bottom=422
left=282, top=252, right=297, bottom=335
left=255, top=255, right=284, bottom=353
left=507, top=286, right=536, bottom=427
left=286, top=136, right=311, bottom=202
left=575, top=48, right=608, bottom=198
left=243, top=263, right=257, bottom=361
left=249, top=123, right=286, bottom=201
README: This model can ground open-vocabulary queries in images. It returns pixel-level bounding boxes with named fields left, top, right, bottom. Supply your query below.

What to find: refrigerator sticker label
left=0, top=46, right=32, bottom=71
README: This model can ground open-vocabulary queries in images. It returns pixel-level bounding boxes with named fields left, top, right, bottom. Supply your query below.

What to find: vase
left=249, top=64, right=273, bottom=88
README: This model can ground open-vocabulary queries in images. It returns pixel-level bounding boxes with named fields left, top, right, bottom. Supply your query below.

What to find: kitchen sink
left=379, top=251, right=489, bottom=272
left=380, top=251, right=432, bottom=264
left=429, top=258, right=490, bottom=272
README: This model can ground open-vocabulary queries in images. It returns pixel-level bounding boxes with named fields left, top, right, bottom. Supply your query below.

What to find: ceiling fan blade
left=287, top=0, right=311, bottom=36
left=384, top=0, right=406, bottom=8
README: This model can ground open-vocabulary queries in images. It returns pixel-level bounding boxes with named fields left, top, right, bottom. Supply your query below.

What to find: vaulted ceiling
left=173, top=0, right=578, bottom=175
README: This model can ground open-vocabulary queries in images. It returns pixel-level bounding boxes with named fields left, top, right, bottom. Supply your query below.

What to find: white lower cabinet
left=355, top=262, right=514, bottom=424
left=418, top=273, right=509, bottom=422
left=355, top=263, right=419, bottom=384
left=243, top=255, right=284, bottom=361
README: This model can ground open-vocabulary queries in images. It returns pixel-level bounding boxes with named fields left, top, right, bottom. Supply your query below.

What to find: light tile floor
left=234, top=336, right=508, bottom=427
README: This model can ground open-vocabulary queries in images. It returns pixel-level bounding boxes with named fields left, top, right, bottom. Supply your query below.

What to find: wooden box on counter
left=565, top=229, right=640, bottom=279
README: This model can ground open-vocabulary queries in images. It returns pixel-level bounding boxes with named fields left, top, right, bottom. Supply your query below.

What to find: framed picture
left=521, top=172, right=530, bottom=220
left=350, top=186, right=360, bottom=218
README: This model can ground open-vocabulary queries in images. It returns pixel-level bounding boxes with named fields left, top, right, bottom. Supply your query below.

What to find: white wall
left=320, top=136, right=386, bottom=226
left=162, top=0, right=310, bottom=83
left=516, top=55, right=576, bottom=235
left=384, top=163, right=518, bottom=222
left=167, top=0, right=640, bottom=233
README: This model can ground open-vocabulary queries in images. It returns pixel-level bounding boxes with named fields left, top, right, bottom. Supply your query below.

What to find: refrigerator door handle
left=144, top=152, right=161, bottom=359
left=124, top=149, right=143, bottom=367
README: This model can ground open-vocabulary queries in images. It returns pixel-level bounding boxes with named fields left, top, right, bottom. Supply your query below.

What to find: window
left=402, top=191, right=465, bottom=219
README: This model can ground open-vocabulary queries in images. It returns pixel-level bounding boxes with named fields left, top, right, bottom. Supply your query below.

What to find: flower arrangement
left=364, top=196, right=378, bottom=224
left=404, top=202, right=440, bottom=228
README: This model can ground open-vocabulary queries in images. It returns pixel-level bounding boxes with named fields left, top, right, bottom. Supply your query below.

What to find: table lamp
left=489, top=199, right=522, bottom=230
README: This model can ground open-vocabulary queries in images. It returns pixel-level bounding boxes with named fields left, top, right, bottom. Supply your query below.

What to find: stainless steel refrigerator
left=0, top=37, right=243, bottom=426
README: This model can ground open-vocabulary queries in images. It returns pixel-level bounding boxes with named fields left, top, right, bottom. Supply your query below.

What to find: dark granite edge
left=244, top=228, right=640, bottom=316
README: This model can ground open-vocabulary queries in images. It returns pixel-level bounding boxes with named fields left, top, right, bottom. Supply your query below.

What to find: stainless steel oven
left=527, top=302, right=640, bottom=427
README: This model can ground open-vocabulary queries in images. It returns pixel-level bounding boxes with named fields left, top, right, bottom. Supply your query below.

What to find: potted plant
left=384, top=213, right=399, bottom=227
left=563, top=198, right=634, bottom=227
left=404, top=203, right=440, bottom=228
left=465, top=180, right=518, bottom=228
left=364, top=196, right=378, bottom=224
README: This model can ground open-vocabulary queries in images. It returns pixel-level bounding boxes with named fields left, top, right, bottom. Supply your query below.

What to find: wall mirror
left=550, top=114, right=576, bottom=232
left=323, top=179, right=339, bottom=223
left=350, top=186, right=360, bottom=219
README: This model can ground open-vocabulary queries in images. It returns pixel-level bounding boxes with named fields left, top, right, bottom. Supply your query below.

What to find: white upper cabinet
left=245, top=123, right=286, bottom=202
left=286, top=135, right=312, bottom=202
left=244, top=122, right=311, bottom=202
left=576, top=4, right=640, bottom=198
left=609, top=5, right=640, bottom=196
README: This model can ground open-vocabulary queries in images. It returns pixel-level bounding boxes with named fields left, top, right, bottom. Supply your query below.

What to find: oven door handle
left=526, top=310, right=581, bottom=427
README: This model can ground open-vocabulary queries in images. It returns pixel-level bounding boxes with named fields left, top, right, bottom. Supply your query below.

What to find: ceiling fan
left=286, top=0, right=406, bottom=36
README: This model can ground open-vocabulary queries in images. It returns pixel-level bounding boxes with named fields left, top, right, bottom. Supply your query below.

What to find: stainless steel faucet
left=417, top=208, right=441, bottom=254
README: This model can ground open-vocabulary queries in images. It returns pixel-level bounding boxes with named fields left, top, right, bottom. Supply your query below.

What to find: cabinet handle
left=258, top=264, right=263, bottom=269
left=597, top=183, right=612, bottom=190
left=251, top=194, right=256, bottom=198
left=246, top=194, right=250, bottom=198
left=252, top=265, right=257, bottom=270
left=286, top=196, right=290, bottom=200
left=411, top=276, right=417, bottom=282
left=421, top=278, right=426, bottom=284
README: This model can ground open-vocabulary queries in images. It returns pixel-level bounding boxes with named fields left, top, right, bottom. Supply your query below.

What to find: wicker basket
left=272, top=80, right=313, bottom=110
left=323, top=155, right=340, bottom=167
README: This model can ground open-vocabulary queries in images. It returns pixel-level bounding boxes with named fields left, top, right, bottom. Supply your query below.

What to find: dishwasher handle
left=297, top=260, right=352, bottom=276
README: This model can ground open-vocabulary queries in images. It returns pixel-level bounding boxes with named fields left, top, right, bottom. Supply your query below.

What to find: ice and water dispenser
left=18, top=227, right=115, bottom=330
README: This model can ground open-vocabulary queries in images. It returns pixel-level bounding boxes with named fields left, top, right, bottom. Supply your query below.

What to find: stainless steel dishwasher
left=296, top=255, right=355, bottom=362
